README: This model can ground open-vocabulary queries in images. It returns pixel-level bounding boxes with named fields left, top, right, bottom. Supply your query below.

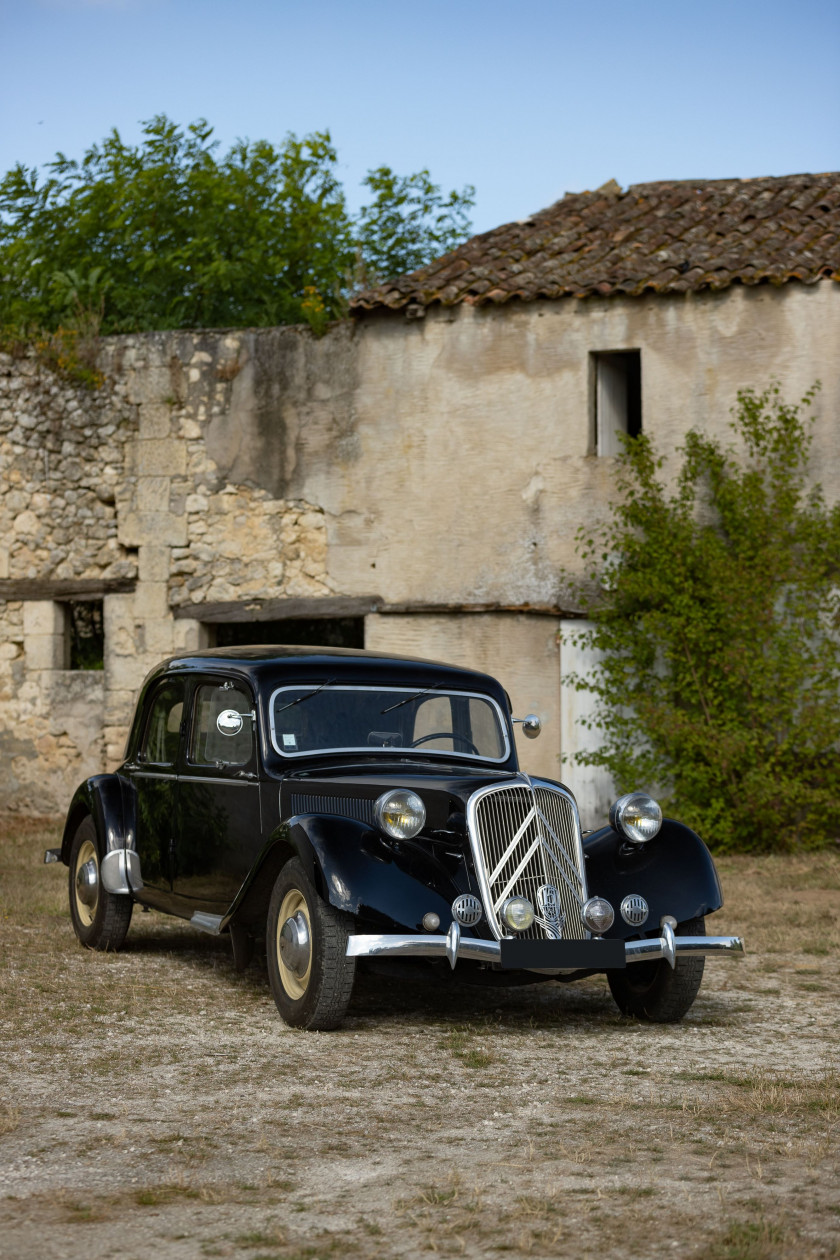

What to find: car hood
left=281, top=761, right=523, bottom=830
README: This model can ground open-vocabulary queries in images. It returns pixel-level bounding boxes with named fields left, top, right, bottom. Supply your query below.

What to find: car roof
left=146, top=645, right=508, bottom=698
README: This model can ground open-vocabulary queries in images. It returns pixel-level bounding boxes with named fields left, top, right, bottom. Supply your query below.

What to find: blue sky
left=1, top=0, right=838, bottom=234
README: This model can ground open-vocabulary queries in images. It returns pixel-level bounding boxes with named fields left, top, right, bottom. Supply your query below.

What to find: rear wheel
left=607, top=916, right=706, bottom=1023
left=68, top=816, right=133, bottom=950
left=266, top=858, right=356, bottom=1030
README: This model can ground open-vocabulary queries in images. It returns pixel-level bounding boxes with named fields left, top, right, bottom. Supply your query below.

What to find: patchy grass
left=0, top=817, right=838, bottom=1259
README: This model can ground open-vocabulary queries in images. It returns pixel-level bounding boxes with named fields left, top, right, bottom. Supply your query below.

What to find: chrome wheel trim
left=276, top=889, right=312, bottom=1000
left=74, top=838, right=99, bottom=928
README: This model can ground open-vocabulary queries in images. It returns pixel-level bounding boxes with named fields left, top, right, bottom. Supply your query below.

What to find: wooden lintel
left=379, top=602, right=583, bottom=618
left=170, top=596, right=384, bottom=624
left=0, top=578, right=136, bottom=602
left=171, top=595, right=582, bottom=622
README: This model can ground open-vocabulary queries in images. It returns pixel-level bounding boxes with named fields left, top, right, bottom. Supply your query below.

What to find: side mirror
left=514, top=714, right=542, bottom=739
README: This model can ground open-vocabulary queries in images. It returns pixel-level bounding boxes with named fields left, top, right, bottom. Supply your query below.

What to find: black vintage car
left=47, top=647, right=743, bottom=1029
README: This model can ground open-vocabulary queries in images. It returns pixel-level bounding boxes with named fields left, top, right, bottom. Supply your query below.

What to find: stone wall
left=1, top=278, right=838, bottom=813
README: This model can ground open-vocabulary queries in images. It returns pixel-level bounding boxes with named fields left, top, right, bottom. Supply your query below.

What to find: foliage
left=355, top=166, right=475, bottom=288
left=565, top=384, right=840, bottom=852
left=0, top=116, right=474, bottom=338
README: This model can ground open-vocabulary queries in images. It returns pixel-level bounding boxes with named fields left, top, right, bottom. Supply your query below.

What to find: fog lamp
left=374, top=789, right=426, bottom=840
left=582, top=896, right=615, bottom=935
left=422, top=912, right=440, bottom=931
left=501, top=896, right=535, bottom=932
left=609, top=792, right=663, bottom=845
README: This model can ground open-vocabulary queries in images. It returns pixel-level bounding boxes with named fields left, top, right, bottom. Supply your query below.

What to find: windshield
left=268, top=685, right=509, bottom=762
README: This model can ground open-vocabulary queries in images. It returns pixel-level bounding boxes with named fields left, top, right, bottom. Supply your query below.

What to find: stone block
left=26, top=635, right=68, bottom=671
left=103, top=594, right=136, bottom=641
left=138, top=402, right=172, bottom=439
left=134, top=476, right=171, bottom=514
left=0, top=548, right=8, bottom=579
left=105, top=651, right=152, bottom=693
left=138, top=544, right=171, bottom=583
left=135, top=439, right=187, bottom=478
left=134, top=582, right=169, bottom=620
left=126, top=365, right=172, bottom=405
left=118, top=511, right=188, bottom=548
left=23, top=601, right=66, bottom=638
left=173, top=619, right=211, bottom=652
left=143, top=618, right=175, bottom=656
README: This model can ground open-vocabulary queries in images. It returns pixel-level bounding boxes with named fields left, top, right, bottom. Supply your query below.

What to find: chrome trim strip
left=177, top=775, right=256, bottom=786
left=267, top=683, right=511, bottom=762
left=346, top=932, right=745, bottom=966
left=100, top=848, right=143, bottom=895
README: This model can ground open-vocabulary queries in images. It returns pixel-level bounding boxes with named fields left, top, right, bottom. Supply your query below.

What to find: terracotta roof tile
left=351, top=173, right=840, bottom=313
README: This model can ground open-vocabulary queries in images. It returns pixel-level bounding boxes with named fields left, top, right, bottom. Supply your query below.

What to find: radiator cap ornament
left=452, top=893, right=483, bottom=927
left=620, top=893, right=649, bottom=927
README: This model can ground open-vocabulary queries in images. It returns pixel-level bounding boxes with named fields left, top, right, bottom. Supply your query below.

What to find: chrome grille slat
left=467, top=778, right=589, bottom=942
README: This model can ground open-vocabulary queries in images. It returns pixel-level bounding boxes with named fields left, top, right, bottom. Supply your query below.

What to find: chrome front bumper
left=346, top=920, right=744, bottom=971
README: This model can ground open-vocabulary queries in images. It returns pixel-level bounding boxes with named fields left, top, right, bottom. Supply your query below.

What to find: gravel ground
left=1, top=817, right=838, bottom=1260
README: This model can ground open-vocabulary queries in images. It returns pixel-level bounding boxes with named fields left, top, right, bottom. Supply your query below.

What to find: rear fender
left=228, top=814, right=460, bottom=935
left=583, top=818, right=723, bottom=939
left=61, top=775, right=135, bottom=863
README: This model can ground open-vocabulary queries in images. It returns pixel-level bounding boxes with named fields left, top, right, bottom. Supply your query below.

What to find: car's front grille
left=467, top=780, right=588, bottom=941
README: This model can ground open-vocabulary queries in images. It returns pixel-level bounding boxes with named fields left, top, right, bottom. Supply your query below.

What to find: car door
left=129, top=677, right=185, bottom=909
left=174, top=675, right=262, bottom=913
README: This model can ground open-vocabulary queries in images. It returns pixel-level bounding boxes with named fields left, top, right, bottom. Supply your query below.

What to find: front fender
left=583, top=818, right=723, bottom=939
left=61, top=775, right=136, bottom=864
left=231, top=814, right=464, bottom=935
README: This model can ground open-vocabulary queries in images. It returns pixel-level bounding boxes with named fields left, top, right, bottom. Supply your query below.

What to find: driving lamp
left=609, top=792, right=663, bottom=845
left=501, top=896, right=535, bottom=932
left=582, top=896, right=615, bottom=935
left=374, top=789, right=426, bottom=840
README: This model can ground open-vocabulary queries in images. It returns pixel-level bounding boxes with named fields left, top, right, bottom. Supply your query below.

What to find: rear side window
left=190, top=682, right=254, bottom=768
left=140, top=681, right=185, bottom=765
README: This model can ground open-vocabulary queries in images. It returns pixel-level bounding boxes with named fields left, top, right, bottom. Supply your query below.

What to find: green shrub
left=565, top=383, right=840, bottom=852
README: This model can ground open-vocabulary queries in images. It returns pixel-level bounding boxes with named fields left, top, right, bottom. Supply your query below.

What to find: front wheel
left=68, top=815, right=133, bottom=950
left=607, top=916, right=706, bottom=1023
left=266, top=858, right=356, bottom=1031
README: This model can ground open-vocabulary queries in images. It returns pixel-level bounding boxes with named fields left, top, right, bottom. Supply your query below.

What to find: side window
left=140, top=681, right=185, bottom=766
left=190, top=681, right=254, bottom=768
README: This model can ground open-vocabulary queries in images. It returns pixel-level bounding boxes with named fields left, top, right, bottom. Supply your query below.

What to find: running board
left=190, top=912, right=224, bottom=935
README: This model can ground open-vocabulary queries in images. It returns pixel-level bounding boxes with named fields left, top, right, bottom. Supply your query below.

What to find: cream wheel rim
left=74, top=838, right=99, bottom=928
left=276, top=889, right=312, bottom=1000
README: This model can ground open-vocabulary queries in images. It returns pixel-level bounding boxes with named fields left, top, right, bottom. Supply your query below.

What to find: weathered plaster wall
left=1, top=279, right=837, bottom=812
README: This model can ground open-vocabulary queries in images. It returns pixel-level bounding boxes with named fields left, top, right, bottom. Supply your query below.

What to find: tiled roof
left=351, top=173, right=840, bottom=312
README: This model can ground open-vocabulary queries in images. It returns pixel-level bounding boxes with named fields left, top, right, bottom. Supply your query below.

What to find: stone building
left=1, top=172, right=838, bottom=816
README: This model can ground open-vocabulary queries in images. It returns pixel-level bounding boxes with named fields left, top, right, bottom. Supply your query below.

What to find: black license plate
left=499, top=938, right=626, bottom=970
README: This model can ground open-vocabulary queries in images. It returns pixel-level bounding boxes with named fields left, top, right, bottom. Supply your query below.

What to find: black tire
left=68, top=815, right=133, bottom=950
left=607, top=916, right=706, bottom=1023
left=266, top=857, right=356, bottom=1031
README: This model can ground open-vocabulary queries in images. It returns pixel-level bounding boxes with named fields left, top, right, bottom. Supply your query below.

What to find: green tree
left=355, top=166, right=475, bottom=286
left=0, top=116, right=474, bottom=336
left=565, top=384, right=840, bottom=852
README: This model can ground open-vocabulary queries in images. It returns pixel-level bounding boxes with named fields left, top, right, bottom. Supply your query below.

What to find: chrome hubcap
left=279, top=911, right=311, bottom=979
left=76, top=859, right=99, bottom=907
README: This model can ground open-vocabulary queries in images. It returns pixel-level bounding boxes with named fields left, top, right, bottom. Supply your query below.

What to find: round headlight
left=582, top=896, right=615, bottom=935
left=374, top=789, right=426, bottom=840
left=501, top=896, right=535, bottom=932
left=609, top=792, right=663, bottom=845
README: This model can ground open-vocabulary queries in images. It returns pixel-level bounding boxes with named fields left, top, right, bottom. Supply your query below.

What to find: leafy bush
left=565, top=384, right=840, bottom=852
left=0, top=115, right=474, bottom=336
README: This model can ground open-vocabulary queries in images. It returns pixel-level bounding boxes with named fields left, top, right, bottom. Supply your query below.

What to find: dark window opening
left=212, top=617, right=365, bottom=650
left=592, top=350, right=641, bottom=455
left=68, top=600, right=104, bottom=670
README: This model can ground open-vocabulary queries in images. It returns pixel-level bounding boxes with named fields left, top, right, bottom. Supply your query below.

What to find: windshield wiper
left=381, top=681, right=445, bottom=714
left=275, top=677, right=337, bottom=713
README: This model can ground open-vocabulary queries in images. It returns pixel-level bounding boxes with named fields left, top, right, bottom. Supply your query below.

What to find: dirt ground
left=0, top=817, right=838, bottom=1260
